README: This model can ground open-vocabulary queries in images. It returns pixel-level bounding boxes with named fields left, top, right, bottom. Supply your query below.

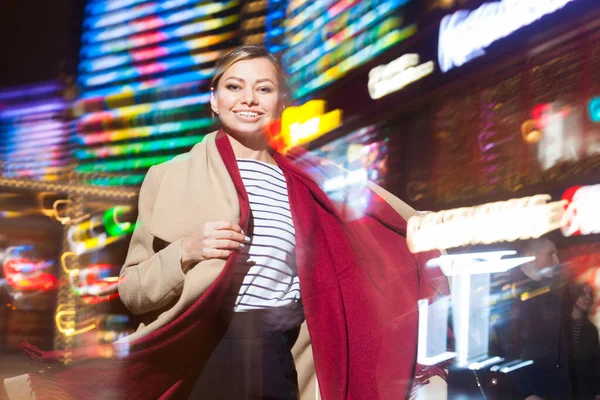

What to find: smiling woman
left=9, top=46, right=449, bottom=400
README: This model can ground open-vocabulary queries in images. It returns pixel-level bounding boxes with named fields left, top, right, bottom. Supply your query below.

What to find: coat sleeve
left=118, top=166, right=187, bottom=315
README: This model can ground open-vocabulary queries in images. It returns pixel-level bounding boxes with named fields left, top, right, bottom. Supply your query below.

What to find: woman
left=5, top=46, right=448, bottom=400
left=563, top=283, right=600, bottom=400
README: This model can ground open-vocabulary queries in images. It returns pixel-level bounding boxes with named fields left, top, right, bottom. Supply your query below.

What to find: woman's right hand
left=181, top=221, right=249, bottom=264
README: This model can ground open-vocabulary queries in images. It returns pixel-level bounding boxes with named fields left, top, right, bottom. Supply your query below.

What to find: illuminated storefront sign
left=438, top=0, right=575, bottom=73
left=368, top=54, right=435, bottom=99
left=270, top=100, right=342, bottom=152
left=561, top=184, right=600, bottom=237
left=407, top=194, right=566, bottom=252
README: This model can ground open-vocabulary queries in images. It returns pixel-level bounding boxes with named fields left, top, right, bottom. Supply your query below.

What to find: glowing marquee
left=270, top=100, right=342, bottom=153
left=438, top=0, right=575, bottom=73
left=407, top=195, right=566, bottom=252
left=368, top=54, right=435, bottom=99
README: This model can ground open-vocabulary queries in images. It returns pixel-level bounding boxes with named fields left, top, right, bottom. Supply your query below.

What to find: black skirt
left=188, top=309, right=301, bottom=400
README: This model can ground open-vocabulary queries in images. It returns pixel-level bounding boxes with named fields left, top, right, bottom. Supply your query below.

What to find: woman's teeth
left=238, top=111, right=258, bottom=118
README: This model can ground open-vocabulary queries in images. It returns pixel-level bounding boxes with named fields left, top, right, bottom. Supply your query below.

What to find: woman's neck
left=226, top=132, right=276, bottom=164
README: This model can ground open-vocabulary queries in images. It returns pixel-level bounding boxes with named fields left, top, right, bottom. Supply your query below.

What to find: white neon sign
left=561, top=184, right=600, bottom=237
left=368, top=54, right=435, bottom=99
left=438, top=0, right=575, bottom=72
left=407, top=194, right=566, bottom=252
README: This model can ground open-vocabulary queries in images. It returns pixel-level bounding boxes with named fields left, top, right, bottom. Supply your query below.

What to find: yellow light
left=55, top=305, right=96, bottom=336
left=279, top=100, right=342, bottom=150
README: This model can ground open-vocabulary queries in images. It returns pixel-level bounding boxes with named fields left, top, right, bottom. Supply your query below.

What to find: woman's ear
left=210, top=88, right=219, bottom=115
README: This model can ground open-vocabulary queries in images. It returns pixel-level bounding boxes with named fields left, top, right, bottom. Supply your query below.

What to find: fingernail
left=240, top=243, right=245, bottom=249
left=244, top=236, right=251, bottom=243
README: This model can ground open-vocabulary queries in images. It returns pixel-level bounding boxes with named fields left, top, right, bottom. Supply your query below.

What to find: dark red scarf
left=25, top=131, right=447, bottom=399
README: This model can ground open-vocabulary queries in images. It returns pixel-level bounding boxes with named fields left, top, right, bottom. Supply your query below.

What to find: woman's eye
left=258, top=87, right=274, bottom=93
left=226, top=84, right=240, bottom=90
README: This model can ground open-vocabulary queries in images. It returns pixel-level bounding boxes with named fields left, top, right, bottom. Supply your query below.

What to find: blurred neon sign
left=368, top=54, right=435, bottom=99
left=407, top=195, right=566, bottom=252
left=439, top=0, right=575, bottom=72
left=269, top=100, right=342, bottom=152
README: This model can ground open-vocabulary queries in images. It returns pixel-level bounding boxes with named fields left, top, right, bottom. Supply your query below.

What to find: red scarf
left=25, top=131, right=447, bottom=399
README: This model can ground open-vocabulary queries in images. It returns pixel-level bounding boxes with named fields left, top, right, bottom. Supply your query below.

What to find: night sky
left=0, top=1, right=84, bottom=88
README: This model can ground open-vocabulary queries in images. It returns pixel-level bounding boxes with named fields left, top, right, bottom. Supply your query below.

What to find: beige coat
left=4, top=132, right=435, bottom=400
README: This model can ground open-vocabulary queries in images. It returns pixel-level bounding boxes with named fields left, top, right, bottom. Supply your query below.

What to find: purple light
left=0, top=81, right=62, bottom=102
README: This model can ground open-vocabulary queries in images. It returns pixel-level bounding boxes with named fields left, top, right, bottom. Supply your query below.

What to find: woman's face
left=575, top=285, right=594, bottom=313
left=211, top=58, right=282, bottom=143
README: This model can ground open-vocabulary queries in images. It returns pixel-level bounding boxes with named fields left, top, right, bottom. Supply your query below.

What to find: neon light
left=78, top=93, right=210, bottom=126
left=103, top=206, right=135, bottom=237
left=77, top=155, right=174, bottom=173
left=81, top=70, right=215, bottom=98
left=0, top=100, right=66, bottom=119
left=79, top=32, right=235, bottom=74
left=75, top=135, right=204, bottom=160
left=287, top=0, right=406, bottom=74
left=83, top=0, right=240, bottom=43
left=0, top=81, right=61, bottom=101
left=295, top=25, right=416, bottom=98
left=85, top=0, right=149, bottom=16
left=561, top=184, right=600, bottom=237
left=80, top=54, right=218, bottom=88
left=81, top=15, right=239, bottom=58
left=84, top=0, right=197, bottom=29
left=368, top=54, right=435, bottom=99
left=439, top=0, right=575, bottom=72
left=69, top=264, right=119, bottom=299
left=87, top=174, right=146, bottom=186
left=276, top=100, right=342, bottom=150
left=77, top=119, right=213, bottom=145
left=288, top=0, right=357, bottom=35
left=287, top=0, right=377, bottom=48
left=3, top=258, right=57, bottom=292
left=407, top=195, right=566, bottom=252
left=55, top=304, right=96, bottom=336
left=589, top=97, right=600, bottom=123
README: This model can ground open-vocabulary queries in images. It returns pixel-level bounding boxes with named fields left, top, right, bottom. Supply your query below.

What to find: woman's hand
left=181, top=221, right=249, bottom=264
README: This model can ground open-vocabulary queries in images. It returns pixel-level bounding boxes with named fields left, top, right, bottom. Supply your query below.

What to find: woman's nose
left=240, top=88, right=257, bottom=105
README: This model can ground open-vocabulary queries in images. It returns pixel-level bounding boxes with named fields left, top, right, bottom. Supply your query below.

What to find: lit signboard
left=368, top=54, right=435, bottom=99
left=438, top=0, right=575, bottom=72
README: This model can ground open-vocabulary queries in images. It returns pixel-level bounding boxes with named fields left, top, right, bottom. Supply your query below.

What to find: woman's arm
left=118, top=166, right=187, bottom=315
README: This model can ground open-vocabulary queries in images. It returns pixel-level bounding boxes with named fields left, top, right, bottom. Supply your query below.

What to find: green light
left=103, top=206, right=135, bottom=237
left=75, top=134, right=206, bottom=160
left=77, top=155, right=174, bottom=173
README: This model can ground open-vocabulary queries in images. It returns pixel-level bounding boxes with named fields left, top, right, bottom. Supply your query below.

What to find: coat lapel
left=148, top=131, right=239, bottom=243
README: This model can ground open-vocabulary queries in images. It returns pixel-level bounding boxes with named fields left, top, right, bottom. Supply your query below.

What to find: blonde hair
left=211, top=45, right=290, bottom=105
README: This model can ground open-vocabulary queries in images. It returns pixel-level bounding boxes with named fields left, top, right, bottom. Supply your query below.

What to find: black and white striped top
left=229, top=159, right=302, bottom=315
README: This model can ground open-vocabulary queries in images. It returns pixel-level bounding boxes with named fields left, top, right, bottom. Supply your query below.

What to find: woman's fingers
left=209, top=239, right=245, bottom=250
left=213, top=229, right=248, bottom=243
left=211, top=221, right=243, bottom=233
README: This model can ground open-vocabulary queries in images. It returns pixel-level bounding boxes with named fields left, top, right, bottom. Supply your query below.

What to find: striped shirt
left=229, top=159, right=302, bottom=320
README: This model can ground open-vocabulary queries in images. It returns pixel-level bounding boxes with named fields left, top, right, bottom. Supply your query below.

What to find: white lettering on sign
left=407, top=194, right=566, bottom=253
left=438, top=0, right=575, bottom=73
left=368, top=54, right=435, bottom=99
left=561, top=185, right=600, bottom=237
